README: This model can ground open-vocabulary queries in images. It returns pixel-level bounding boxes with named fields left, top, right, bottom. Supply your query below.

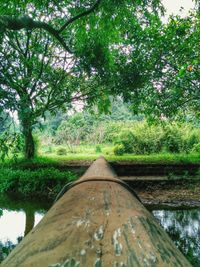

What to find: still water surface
left=0, top=196, right=199, bottom=266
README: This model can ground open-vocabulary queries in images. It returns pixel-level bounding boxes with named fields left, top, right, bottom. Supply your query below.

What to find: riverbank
left=0, top=167, right=78, bottom=200
left=2, top=152, right=200, bottom=168
left=133, top=181, right=200, bottom=208
left=0, top=157, right=199, bottom=201
left=0, top=171, right=200, bottom=205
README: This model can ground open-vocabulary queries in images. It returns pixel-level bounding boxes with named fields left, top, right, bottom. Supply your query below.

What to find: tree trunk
left=23, top=125, right=35, bottom=159
left=20, top=116, right=35, bottom=159
left=24, top=209, right=35, bottom=236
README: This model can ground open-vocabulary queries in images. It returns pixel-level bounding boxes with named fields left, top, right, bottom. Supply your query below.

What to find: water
left=0, top=196, right=199, bottom=266
left=152, top=208, right=200, bottom=267
left=0, top=196, right=50, bottom=262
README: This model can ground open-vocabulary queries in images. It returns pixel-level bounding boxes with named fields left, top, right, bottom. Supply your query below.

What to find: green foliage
left=113, top=144, right=125, bottom=156
left=43, top=100, right=200, bottom=157
left=0, top=168, right=77, bottom=199
left=114, top=130, right=135, bottom=153
left=0, top=1, right=199, bottom=161
left=44, top=146, right=54, bottom=154
left=0, top=111, right=12, bottom=134
left=192, top=143, right=200, bottom=153
left=40, top=107, right=200, bottom=157
left=112, top=121, right=200, bottom=155
left=56, top=148, right=67, bottom=156
left=0, top=132, right=23, bottom=161
left=102, top=122, right=126, bottom=143
left=196, top=168, right=200, bottom=179
left=95, top=145, right=102, bottom=153
left=0, top=0, right=166, bottom=160
left=55, top=112, right=93, bottom=145
left=162, top=124, right=183, bottom=153
left=51, top=100, right=140, bottom=145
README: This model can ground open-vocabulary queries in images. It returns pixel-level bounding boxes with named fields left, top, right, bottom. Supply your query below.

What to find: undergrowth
left=0, top=168, right=78, bottom=200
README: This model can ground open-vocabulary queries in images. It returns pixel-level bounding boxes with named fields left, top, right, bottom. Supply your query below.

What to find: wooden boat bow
left=1, top=157, right=191, bottom=267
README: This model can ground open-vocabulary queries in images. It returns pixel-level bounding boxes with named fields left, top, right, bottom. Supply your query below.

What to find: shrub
left=103, top=122, right=124, bottom=143
left=56, top=148, right=67, bottom=155
left=112, top=121, right=200, bottom=155
left=132, top=122, right=163, bottom=154
left=192, top=143, right=200, bottom=153
left=45, top=146, right=53, bottom=154
left=95, top=145, right=102, bottom=153
left=162, top=124, right=183, bottom=153
left=0, top=168, right=77, bottom=199
left=114, top=130, right=135, bottom=153
left=113, top=144, right=125, bottom=155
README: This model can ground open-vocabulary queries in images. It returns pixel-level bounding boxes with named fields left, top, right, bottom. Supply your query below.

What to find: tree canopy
left=0, top=0, right=199, bottom=158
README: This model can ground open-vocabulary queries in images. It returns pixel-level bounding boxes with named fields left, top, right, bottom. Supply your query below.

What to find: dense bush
left=113, top=122, right=200, bottom=155
left=102, top=122, right=126, bottom=143
left=95, top=145, right=102, bottom=153
left=39, top=108, right=200, bottom=156
left=0, top=168, right=77, bottom=199
left=192, top=143, right=200, bottom=153
left=162, top=124, right=183, bottom=153
left=132, top=123, right=163, bottom=154
left=56, top=148, right=67, bottom=155
left=113, top=144, right=125, bottom=155
left=114, top=130, right=135, bottom=153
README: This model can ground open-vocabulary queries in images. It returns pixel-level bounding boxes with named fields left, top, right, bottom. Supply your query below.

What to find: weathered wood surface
left=2, top=157, right=192, bottom=267
left=121, top=176, right=169, bottom=181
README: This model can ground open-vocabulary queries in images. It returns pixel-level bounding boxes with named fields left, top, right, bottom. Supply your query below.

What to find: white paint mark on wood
left=94, top=225, right=104, bottom=241
left=80, top=249, right=86, bottom=256
left=113, top=228, right=123, bottom=256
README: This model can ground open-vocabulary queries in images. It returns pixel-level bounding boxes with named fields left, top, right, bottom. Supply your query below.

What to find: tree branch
left=0, top=16, right=72, bottom=53
left=0, top=0, right=102, bottom=53
left=58, top=0, right=101, bottom=33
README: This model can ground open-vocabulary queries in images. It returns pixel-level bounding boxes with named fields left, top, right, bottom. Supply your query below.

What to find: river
left=0, top=196, right=199, bottom=266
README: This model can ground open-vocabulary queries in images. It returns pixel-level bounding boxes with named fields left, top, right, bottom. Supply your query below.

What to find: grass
left=2, top=153, right=200, bottom=167
left=0, top=167, right=78, bottom=200
left=36, top=143, right=200, bottom=163
left=1, top=143, right=200, bottom=167
left=0, top=144, right=199, bottom=200
left=36, top=152, right=200, bottom=164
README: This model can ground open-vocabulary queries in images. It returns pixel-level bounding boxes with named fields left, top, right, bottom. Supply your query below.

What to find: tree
left=0, top=111, right=12, bottom=134
left=151, top=11, right=200, bottom=119
left=0, top=29, right=73, bottom=158
left=0, top=1, right=199, bottom=159
left=0, top=0, right=166, bottom=158
left=110, top=10, right=200, bottom=120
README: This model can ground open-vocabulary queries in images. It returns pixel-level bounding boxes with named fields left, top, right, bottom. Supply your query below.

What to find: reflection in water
left=0, top=210, right=44, bottom=243
left=0, top=196, right=200, bottom=266
left=153, top=209, right=200, bottom=267
left=24, top=209, right=35, bottom=236
left=0, top=209, right=44, bottom=261
left=0, top=196, right=49, bottom=262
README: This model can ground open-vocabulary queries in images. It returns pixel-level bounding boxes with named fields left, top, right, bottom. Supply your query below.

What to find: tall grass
left=0, top=167, right=77, bottom=199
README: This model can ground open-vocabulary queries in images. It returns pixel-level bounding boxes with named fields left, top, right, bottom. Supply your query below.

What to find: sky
left=162, top=0, right=195, bottom=21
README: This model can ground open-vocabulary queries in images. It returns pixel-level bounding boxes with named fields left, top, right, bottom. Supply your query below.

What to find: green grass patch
left=38, top=144, right=200, bottom=164
left=39, top=152, right=200, bottom=164
left=0, top=167, right=78, bottom=200
left=106, top=152, right=200, bottom=163
left=1, top=152, right=200, bottom=167
left=0, top=152, right=199, bottom=201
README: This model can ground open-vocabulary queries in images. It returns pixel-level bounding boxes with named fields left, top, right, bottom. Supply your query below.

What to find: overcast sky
left=162, top=0, right=195, bottom=21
